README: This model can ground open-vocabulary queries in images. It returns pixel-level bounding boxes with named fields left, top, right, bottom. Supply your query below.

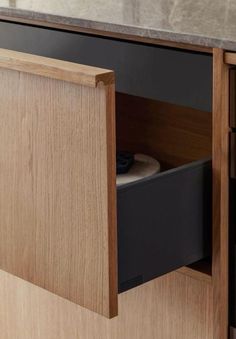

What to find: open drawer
left=116, top=93, right=212, bottom=292
left=0, top=49, right=212, bottom=318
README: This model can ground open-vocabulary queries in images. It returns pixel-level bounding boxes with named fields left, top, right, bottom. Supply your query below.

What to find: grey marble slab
left=0, top=0, right=235, bottom=51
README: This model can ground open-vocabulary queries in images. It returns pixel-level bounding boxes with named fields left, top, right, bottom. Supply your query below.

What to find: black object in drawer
left=117, top=159, right=212, bottom=293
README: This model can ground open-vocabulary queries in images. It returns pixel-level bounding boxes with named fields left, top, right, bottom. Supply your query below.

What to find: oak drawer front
left=0, top=49, right=117, bottom=318
left=0, top=21, right=212, bottom=112
left=117, top=159, right=212, bottom=293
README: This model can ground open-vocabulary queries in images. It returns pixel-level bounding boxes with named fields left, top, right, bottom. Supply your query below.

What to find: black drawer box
left=117, top=159, right=212, bottom=293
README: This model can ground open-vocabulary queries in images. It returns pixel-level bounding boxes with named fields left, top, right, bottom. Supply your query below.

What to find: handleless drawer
left=0, top=48, right=118, bottom=318
left=0, top=48, right=212, bottom=320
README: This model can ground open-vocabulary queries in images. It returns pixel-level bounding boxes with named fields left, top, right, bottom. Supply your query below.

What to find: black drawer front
left=231, top=133, right=236, bottom=179
left=230, top=69, right=236, bottom=128
left=117, top=159, right=212, bottom=293
left=0, top=21, right=212, bottom=112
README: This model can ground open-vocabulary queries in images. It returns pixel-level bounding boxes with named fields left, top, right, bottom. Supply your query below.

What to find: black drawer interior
left=117, top=158, right=212, bottom=293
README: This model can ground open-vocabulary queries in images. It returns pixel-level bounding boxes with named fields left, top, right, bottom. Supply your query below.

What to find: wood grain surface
left=0, top=269, right=213, bottom=339
left=212, top=48, right=230, bottom=339
left=225, top=52, right=236, bottom=66
left=0, top=50, right=117, bottom=318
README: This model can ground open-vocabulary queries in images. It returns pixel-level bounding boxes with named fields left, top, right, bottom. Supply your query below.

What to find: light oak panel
left=212, top=48, right=230, bottom=339
left=177, top=262, right=212, bottom=284
left=0, top=51, right=117, bottom=318
left=0, top=269, right=213, bottom=339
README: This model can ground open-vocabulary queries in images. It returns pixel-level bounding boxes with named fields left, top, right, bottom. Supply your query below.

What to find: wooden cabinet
left=0, top=22, right=233, bottom=339
left=0, top=47, right=213, bottom=318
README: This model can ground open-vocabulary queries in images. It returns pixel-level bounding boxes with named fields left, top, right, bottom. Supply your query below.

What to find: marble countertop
left=0, top=1, right=236, bottom=51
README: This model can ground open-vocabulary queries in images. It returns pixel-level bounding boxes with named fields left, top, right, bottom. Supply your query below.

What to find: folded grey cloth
left=116, top=154, right=160, bottom=186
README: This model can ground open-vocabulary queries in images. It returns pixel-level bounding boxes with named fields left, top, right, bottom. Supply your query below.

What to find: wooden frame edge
left=212, top=48, right=230, bottom=339
left=105, top=83, right=118, bottom=318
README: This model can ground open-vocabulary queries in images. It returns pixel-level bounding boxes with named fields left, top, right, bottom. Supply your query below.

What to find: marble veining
left=0, top=0, right=236, bottom=50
